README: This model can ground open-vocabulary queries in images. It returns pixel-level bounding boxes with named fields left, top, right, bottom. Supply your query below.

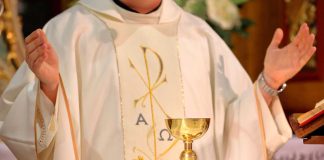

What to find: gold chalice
left=165, top=118, right=210, bottom=160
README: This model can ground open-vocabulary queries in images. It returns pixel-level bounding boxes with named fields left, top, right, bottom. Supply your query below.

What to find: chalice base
left=180, top=150, right=197, bottom=160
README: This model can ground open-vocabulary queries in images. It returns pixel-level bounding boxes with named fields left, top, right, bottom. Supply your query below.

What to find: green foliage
left=175, top=0, right=252, bottom=47
left=175, top=0, right=187, bottom=7
left=231, top=0, right=248, bottom=5
left=233, top=18, right=254, bottom=37
left=186, top=0, right=207, bottom=19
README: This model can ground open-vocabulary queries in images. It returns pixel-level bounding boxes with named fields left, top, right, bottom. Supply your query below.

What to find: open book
left=297, top=99, right=324, bottom=127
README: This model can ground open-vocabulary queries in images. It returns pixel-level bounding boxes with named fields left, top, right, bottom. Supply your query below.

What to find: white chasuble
left=0, top=1, right=294, bottom=160
left=103, top=18, right=185, bottom=159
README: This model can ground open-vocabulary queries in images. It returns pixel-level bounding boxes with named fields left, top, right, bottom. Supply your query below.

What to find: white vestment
left=0, top=0, right=292, bottom=159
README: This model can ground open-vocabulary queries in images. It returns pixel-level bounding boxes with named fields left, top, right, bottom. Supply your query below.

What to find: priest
left=0, top=0, right=316, bottom=159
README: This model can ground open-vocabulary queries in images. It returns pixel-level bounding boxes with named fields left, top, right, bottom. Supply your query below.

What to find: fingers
left=299, top=26, right=310, bottom=51
left=300, top=47, right=316, bottom=66
left=26, top=44, right=48, bottom=69
left=295, top=24, right=316, bottom=66
left=26, top=29, right=50, bottom=52
left=298, top=26, right=315, bottom=55
left=25, top=29, right=49, bottom=70
left=269, top=28, right=284, bottom=49
left=299, top=33, right=316, bottom=66
left=293, top=23, right=316, bottom=54
left=28, top=44, right=47, bottom=65
left=25, top=36, right=44, bottom=54
left=25, top=29, right=43, bottom=45
left=293, top=23, right=308, bottom=46
left=304, top=34, right=315, bottom=53
left=33, top=53, right=47, bottom=70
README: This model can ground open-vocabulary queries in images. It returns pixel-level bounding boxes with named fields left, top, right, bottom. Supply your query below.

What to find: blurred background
left=0, top=0, right=323, bottom=159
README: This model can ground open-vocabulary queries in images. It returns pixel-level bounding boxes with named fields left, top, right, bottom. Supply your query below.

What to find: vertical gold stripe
left=143, top=50, right=158, bottom=160
left=60, top=75, right=80, bottom=160
left=254, top=83, right=268, bottom=160
left=174, top=15, right=186, bottom=117
left=34, top=82, right=40, bottom=160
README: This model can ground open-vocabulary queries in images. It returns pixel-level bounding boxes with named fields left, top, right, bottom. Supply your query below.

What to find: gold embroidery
left=133, top=147, right=152, bottom=160
left=83, top=9, right=185, bottom=160
left=134, top=155, right=144, bottom=160
left=129, top=47, right=170, bottom=118
left=158, top=139, right=179, bottom=158
left=143, top=46, right=158, bottom=159
left=130, top=46, right=182, bottom=159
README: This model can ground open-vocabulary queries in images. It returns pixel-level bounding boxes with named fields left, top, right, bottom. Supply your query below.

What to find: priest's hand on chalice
left=25, top=29, right=59, bottom=104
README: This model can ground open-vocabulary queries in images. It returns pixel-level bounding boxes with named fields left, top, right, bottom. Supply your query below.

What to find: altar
left=1, top=137, right=324, bottom=160
left=273, top=136, right=324, bottom=160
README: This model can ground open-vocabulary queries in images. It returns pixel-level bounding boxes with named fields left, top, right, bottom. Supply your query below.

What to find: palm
left=263, top=24, right=316, bottom=88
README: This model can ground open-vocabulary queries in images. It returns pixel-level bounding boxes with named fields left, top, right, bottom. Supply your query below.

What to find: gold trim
left=133, top=147, right=152, bottom=160
left=143, top=47, right=158, bottom=160
left=158, top=139, right=179, bottom=158
left=34, top=83, right=40, bottom=160
left=254, top=83, right=268, bottom=160
left=59, top=75, right=80, bottom=160
left=130, top=47, right=170, bottom=118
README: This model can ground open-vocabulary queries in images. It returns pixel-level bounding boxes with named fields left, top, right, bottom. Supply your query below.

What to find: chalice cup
left=165, top=118, right=210, bottom=160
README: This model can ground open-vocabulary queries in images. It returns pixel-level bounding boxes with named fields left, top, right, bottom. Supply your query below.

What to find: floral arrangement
left=175, top=0, right=252, bottom=46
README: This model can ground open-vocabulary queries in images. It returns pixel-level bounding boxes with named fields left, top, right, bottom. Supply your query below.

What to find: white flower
left=206, top=0, right=241, bottom=30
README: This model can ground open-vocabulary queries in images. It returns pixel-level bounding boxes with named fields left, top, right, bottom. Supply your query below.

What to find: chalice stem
left=184, top=141, right=193, bottom=150
left=181, top=140, right=197, bottom=160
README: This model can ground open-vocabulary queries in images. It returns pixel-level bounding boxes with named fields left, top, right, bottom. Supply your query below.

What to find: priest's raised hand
left=262, top=23, right=316, bottom=98
left=25, top=29, right=59, bottom=104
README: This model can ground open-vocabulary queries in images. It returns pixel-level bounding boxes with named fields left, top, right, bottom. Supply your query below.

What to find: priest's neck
left=117, top=0, right=162, bottom=14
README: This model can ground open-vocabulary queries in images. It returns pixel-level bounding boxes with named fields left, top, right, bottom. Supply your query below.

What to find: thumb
left=269, top=28, right=283, bottom=49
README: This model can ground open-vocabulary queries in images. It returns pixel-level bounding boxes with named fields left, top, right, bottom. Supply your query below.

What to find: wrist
left=40, top=79, right=59, bottom=93
left=262, top=70, right=282, bottom=89
left=40, top=80, right=59, bottom=104
left=40, top=82, right=58, bottom=92
left=258, top=71, right=287, bottom=97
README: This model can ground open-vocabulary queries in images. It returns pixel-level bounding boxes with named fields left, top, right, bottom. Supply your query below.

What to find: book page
left=297, top=99, right=324, bottom=126
left=315, top=99, right=324, bottom=108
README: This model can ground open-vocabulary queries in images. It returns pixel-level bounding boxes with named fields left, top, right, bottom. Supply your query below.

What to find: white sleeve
left=0, top=62, right=58, bottom=159
left=255, top=83, right=292, bottom=156
left=0, top=63, right=38, bottom=160
left=223, top=83, right=292, bottom=160
left=36, top=88, right=58, bottom=152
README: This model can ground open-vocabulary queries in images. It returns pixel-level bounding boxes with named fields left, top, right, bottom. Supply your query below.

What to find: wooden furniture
left=289, top=113, right=324, bottom=144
